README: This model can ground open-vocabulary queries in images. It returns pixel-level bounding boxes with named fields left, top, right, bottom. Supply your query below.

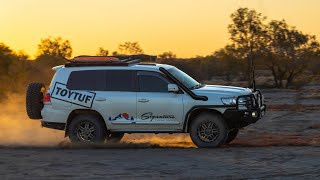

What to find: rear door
left=135, top=71, right=184, bottom=131
left=66, top=70, right=137, bottom=131
left=95, top=70, right=137, bottom=130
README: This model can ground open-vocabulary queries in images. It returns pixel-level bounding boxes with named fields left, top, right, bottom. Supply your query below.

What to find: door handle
left=138, top=99, right=149, bottom=103
left=95, top=97, right=106, bottom=101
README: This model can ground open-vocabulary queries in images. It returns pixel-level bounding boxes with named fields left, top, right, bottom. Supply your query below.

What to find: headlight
left=221, top=97, right=236, bottom=105
left=238, top=96, right=252, bottom=108
left=238, top=97, right=250, bottom=103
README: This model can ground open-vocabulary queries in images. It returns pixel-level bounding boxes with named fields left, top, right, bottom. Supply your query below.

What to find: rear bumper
left=223, top=90, right=266, bottom=128
left=41, top=105, right=69, bottom=124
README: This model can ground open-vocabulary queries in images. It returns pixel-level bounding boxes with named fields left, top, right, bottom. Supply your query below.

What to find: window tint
left=167, top=67, right=199, bottom=89
left=67, top=70, right=105, bottom=91
left=138, top=74, right=169, bottom=92
left=106, top=70, right=135, bottom=91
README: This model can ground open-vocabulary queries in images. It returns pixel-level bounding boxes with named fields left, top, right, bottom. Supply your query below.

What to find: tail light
left=43, top=93, right=51, bottom=103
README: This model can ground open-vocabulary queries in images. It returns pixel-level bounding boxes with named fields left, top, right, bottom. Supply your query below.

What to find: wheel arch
left=65, top=109, right=106, bottom=137
left=183, top=106, right=226, bottom=132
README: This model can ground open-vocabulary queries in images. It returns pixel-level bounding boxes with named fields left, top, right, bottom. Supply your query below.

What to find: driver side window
left=138, top=71, right=169, bottom=92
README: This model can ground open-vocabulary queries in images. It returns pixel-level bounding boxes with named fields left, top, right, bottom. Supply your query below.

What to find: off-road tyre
left=106, top=133, right=125, bottom=143
left=26, top=82, right=45, bottom=119
left=225, top=129, right=239, bottom=144
left=189, top=112, right=229, bottom=148
left=68, top=114, right=107, bottom=144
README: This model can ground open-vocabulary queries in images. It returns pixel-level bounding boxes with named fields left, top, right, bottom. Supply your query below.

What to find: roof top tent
left=65, top=54, right=157, bottom=67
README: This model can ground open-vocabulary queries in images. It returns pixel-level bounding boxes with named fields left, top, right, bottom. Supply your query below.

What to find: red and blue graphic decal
left=109, top=113, right=134, bottom=121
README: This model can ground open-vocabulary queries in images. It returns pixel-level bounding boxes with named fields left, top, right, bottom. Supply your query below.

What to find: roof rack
left=65, top=54, right=157, bottom=67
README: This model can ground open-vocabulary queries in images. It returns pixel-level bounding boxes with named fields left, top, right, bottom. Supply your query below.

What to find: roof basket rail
left=123, top=59, right=141, bottom=64
left=65, top=54, right=157, bottom=67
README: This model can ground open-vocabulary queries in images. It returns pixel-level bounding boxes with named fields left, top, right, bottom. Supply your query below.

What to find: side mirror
left=168, top=84, right=179, bottom=92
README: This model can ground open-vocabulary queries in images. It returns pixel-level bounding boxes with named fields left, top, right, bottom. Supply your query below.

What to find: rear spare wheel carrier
left=26, top=82, right=45, bottom=119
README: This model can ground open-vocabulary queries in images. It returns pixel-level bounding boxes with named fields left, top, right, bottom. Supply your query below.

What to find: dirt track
left=0, top=87, right=320, bottom=179
left=1, top=147, right=319, bottom=179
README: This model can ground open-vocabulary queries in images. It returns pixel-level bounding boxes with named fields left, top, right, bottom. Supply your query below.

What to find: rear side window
left=67, top=70, right=106, bottom=91
left=106, top=70, right=136, bottom=91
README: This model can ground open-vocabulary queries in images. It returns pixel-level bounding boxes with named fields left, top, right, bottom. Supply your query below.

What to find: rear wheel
left=68, top=114, right=107, bottom=144
left=106, top=133, right=124, bottom=143
left=189, top=112, right=228, bottom=148
left=225, top=129, right=239, bottom=144
left=26, top=82, right=45, bottom=119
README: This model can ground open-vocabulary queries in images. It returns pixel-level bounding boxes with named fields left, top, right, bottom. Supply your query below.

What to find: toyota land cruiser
left=26, top=55, right=266, bottom=148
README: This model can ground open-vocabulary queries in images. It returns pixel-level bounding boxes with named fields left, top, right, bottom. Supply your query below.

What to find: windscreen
left=167, top=67, right=199, bottom=89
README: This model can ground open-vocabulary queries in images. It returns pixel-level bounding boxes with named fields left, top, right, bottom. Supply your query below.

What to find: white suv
left=26, top=55, right=266, bottom=148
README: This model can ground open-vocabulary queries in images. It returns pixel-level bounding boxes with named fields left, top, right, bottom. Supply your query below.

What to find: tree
left=264, top=20, right=319, bottom=88
left=0, top=43, right=32, bottom=100
left=96, top=47, right=109, bottom=56
left=214, top=45, right=245, bottom=81
left=36, top=36, right=72, bottom=66
left=226, top=8, right=320, bottom=88
left=0, top=43, right=15, bottom=75
left=228, top=8, right=267, bottom=86
left=158, top=51, right=177, bottom=59
left=37, top=37, right=72, bottom=59
left=15, top=50, right=29, bottom=61
left=118, top=41, right=143, bottom=55
left=228, top=8, right=266, bottom=59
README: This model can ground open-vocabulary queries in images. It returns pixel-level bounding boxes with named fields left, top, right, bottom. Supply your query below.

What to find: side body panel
left=135, top=92, right=184, bottom=131
left=93, top=91, right=137, bottom=131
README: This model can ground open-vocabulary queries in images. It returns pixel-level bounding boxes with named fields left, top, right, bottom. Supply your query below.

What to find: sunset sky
left=0, top=0, right=319, bottom=58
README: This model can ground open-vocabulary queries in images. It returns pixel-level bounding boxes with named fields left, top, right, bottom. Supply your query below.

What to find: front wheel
left=68, top=114, right=107, bottom=144
left=189, top=113, right=229, bottom=148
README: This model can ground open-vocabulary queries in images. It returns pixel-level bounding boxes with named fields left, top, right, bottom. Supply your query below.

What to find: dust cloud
left=122, top=134, right=195, bottom=148
left=0, top=94, right=195, bottom=148
left=0, top=94, right=63, bottom=147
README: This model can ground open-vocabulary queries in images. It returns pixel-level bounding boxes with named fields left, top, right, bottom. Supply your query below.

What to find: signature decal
left=109, top=113, right=134, bottom=121
left=51, top=82, right=96, bottom=108
left=141, top=112, right=175, bottom=121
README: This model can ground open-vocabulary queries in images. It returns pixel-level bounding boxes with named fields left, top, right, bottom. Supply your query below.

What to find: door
left=98, top=70, right=137, bottom=130
left=136, top=71, right=184, bottom=131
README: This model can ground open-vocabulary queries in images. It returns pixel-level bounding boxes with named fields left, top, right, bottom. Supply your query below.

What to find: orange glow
left=0, top=0, right=319, bottom=58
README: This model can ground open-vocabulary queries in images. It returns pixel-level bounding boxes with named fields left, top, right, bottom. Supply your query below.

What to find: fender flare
left=183, top=105, right=235, bottom=132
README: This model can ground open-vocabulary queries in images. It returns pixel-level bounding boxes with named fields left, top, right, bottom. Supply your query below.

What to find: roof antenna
left=249, top=21, right=256, bottom=92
